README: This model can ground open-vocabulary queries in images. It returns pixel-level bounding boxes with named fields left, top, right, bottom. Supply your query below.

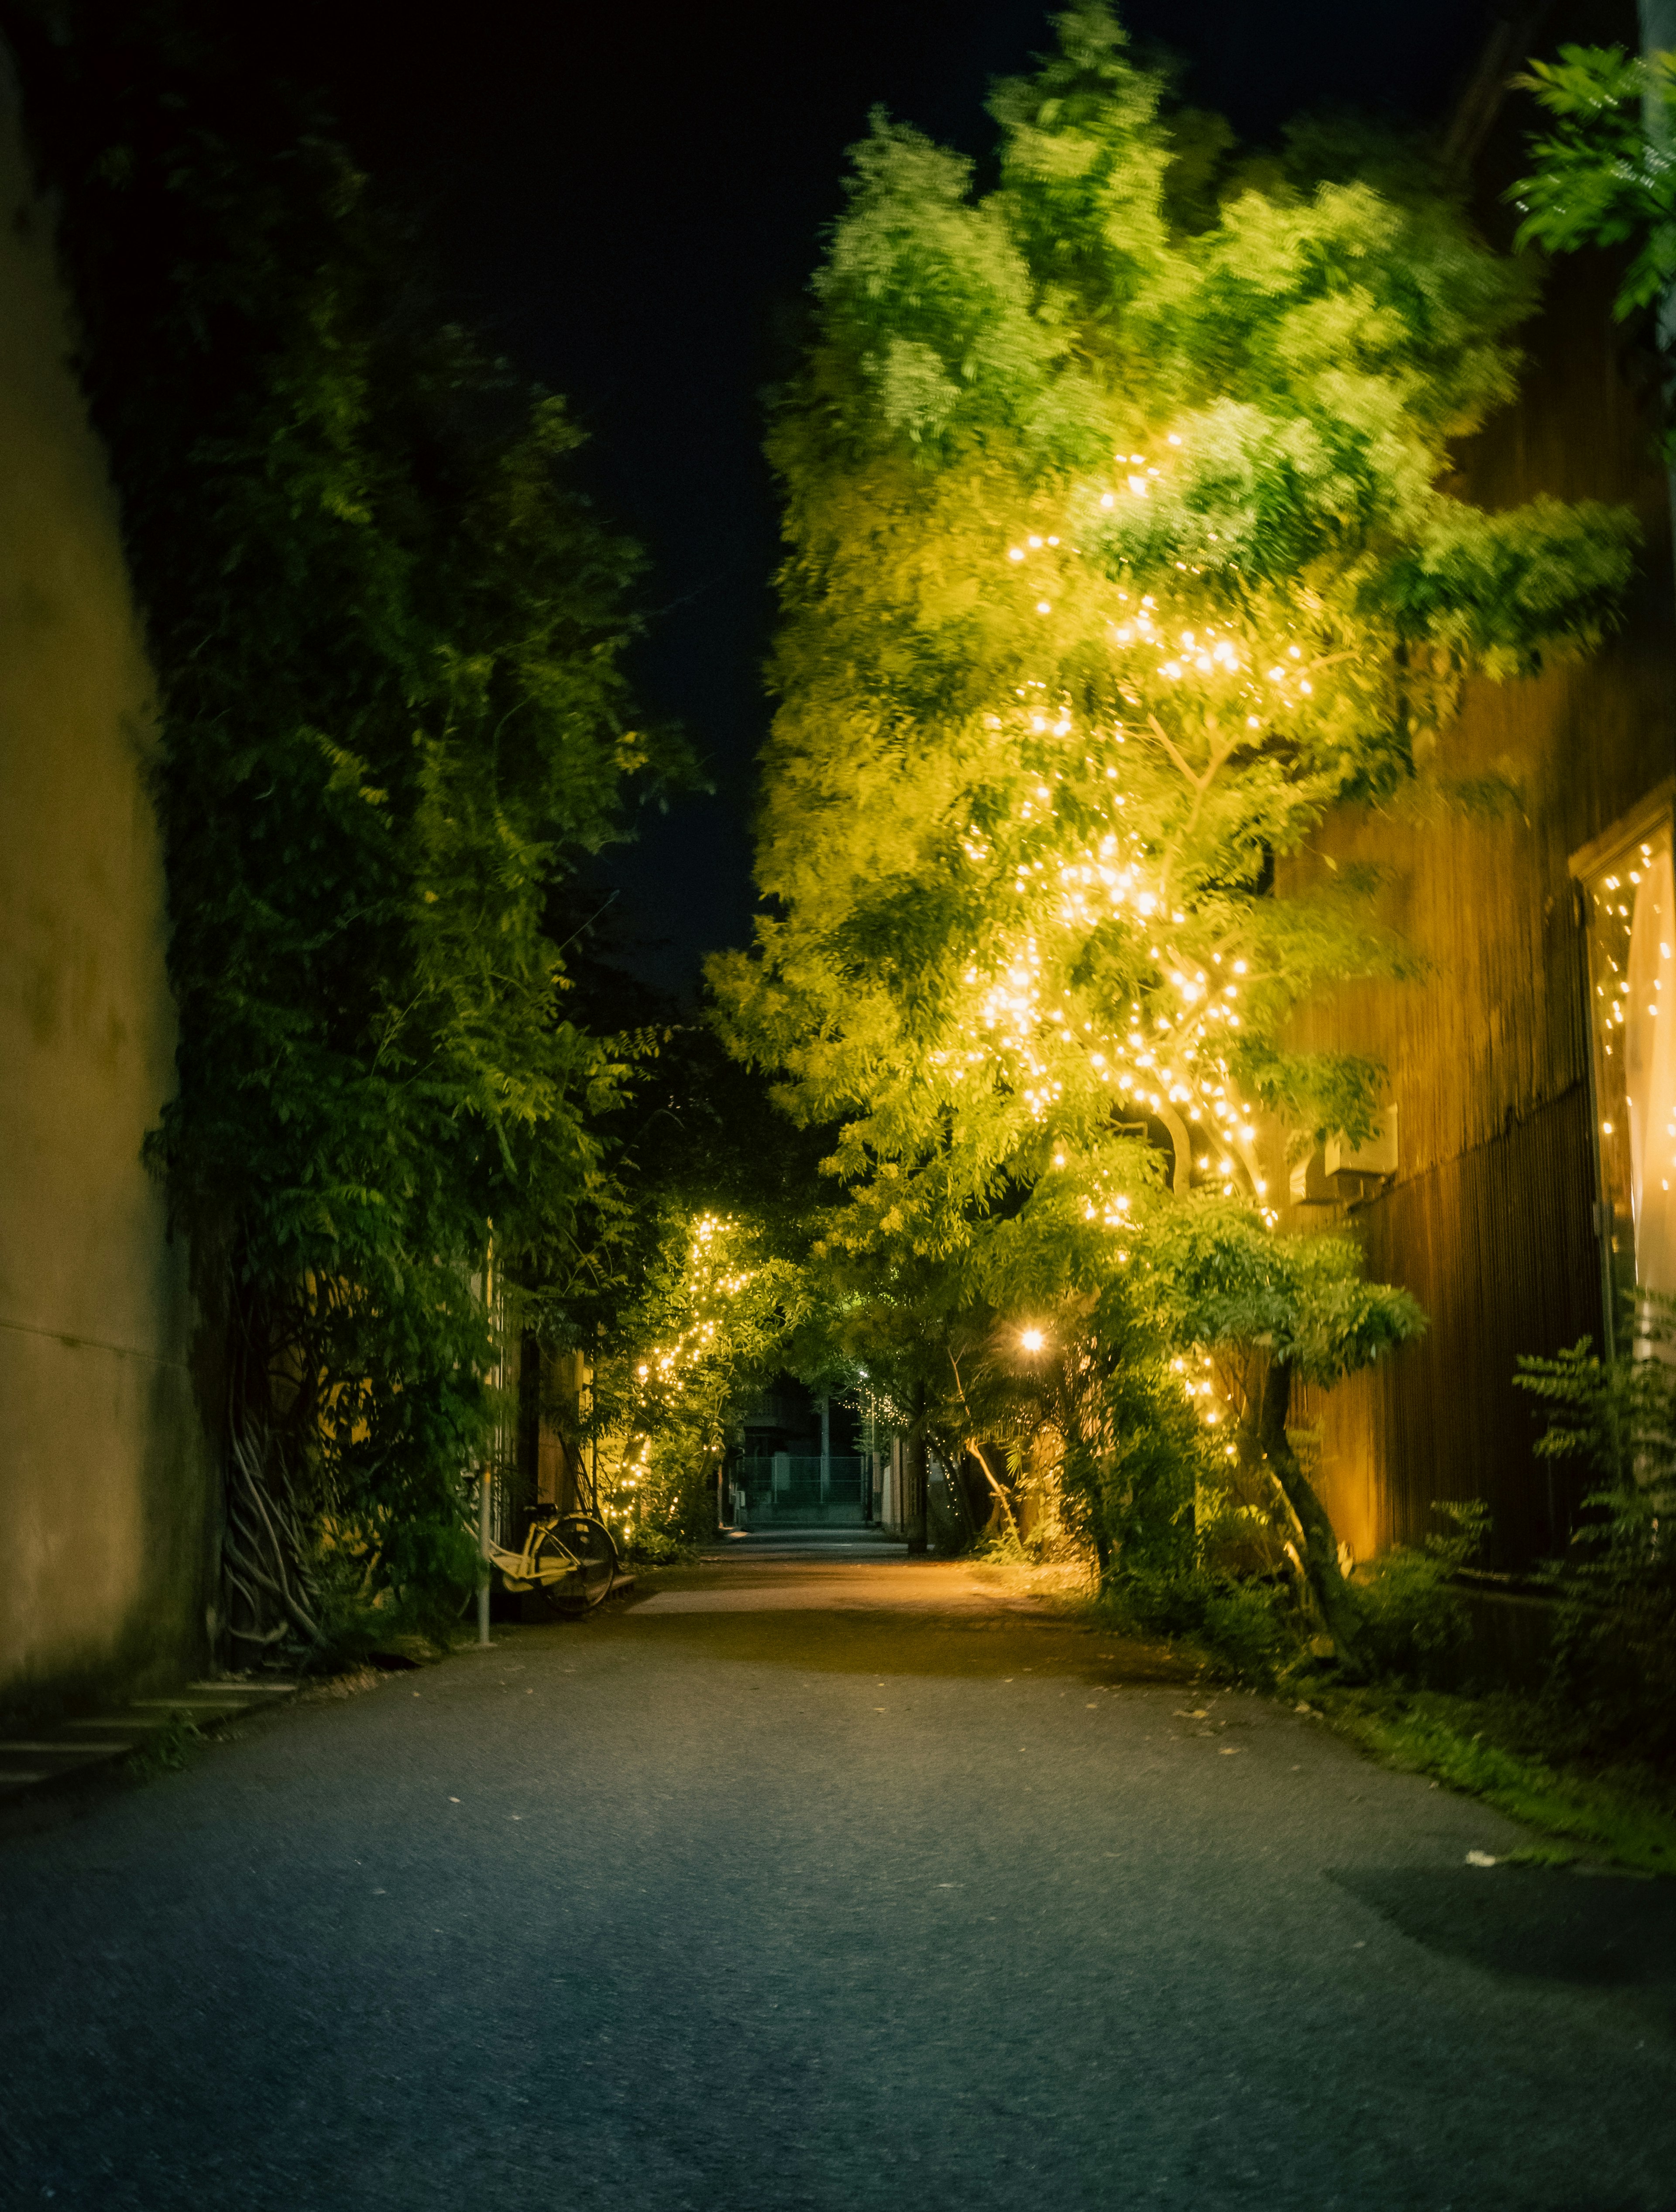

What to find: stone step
left=130, top=1695, right=256, bottom=1711
left=0, top=1676, right=300, bottom=1807
left=60, top=1714, right=175, bottom=1732
left=0, top=1741, right=134, bottom=1756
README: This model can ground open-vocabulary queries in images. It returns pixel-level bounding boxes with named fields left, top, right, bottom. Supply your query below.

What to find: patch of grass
left=302, top=1666, right=386, bottom=1701
left=618, top=1529, right=700, bottom=1567
left=966, top=1555, right=1096, bottom=1607
left=1082, top=1574, right=1299, bottom=1689
left=126, top=1713, right=203, bottom=1783
left=1316, top=1686, right=1676, bottom=1876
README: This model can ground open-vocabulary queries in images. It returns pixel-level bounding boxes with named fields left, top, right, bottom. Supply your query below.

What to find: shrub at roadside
left=1351, top=1503, right=1490, bottom=1689
left=1515, top=1296, right=1676, bottom=1768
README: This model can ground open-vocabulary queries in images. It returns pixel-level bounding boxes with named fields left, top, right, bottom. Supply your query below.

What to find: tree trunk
left=1258, top=1356, right=1366, bottom=1671
left=966, top=1439, right=1022, bottom=1543
left=905, top=1382, right=929, bottom=1555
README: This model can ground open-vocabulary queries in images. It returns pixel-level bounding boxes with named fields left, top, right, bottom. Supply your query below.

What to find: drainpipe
left=479, top=1229, right=495, bottom=1647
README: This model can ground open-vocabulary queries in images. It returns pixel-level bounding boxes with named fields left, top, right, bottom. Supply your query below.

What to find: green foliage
left=589, top=1207, right=814, bottom=1545
left=714, top=0, right=1629, bottom=1306
left=1317, top=1686, right=1676, bottom=1875
left=127, top=1713, right=205, bottom=1782
left=1352, top=1501, right=1487, bottom=1687
left=1511, top=44, right=1676, bottom=318
left=303, top=1503, right=483, bottom=1668
left=1515, top=1301, right=1676, bottom=1763
left=1154, top=1202, right=1426, bottom=1388
left=615, top=1526, right=696, bottom=1567
left=708, top=6, right=1627, bottom=1604
left=7, top=4, right=690, bottom=1623
left=1096, top=1569, right=1295, bottom=1689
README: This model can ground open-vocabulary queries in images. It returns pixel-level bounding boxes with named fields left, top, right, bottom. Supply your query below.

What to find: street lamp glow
left=1020, top=1328, right=1045, bottom=1352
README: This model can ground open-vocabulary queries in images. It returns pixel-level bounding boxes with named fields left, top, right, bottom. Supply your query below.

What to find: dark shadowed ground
left=3, top=1555, right=1673, bottom=2210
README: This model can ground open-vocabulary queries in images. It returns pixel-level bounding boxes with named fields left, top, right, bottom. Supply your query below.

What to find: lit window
left=1576, top=800, right=1676, bottom=1339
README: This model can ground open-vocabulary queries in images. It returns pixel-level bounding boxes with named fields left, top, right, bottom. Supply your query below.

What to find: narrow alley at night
left=4, top=2, right=1676, bottom=2204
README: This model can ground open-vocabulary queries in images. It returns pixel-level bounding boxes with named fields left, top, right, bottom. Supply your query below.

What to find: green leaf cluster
left=1515, top=1298, right=1676, bottom=1761
left=589, top=1206, right=814, bottom=1548
left=1511, top=43, right=1676, bottom=318
left=717, top=2, right=1634, bottom=1244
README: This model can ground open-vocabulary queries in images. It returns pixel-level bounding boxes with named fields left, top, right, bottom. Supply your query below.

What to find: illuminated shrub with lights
left=589, top=1209, right=811, bottom=1549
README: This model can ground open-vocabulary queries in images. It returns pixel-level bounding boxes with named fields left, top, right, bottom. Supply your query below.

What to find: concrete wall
left=0, top=59, right=216, bottom=1713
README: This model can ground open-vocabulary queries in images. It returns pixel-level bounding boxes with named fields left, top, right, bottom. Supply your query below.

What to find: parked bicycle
left=484, top=1505, right=619, bottom=1614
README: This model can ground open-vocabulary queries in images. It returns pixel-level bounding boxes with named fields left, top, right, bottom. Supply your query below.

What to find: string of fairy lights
left=1590, top=839, right=1675, bottom=1207
left=920, top=429, right=1349, bottom=1245
left=599, top=1213, right=754, bottom=1534
left=947, top=429, right=1355, bottom=1443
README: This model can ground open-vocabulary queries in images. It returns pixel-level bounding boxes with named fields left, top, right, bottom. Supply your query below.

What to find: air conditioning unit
left=1290, top=1108, right=1398, bottom=1206
left=1325, top=1107, right=1398, bottom=1180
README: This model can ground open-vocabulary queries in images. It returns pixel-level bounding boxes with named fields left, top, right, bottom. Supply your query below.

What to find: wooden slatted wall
left=1277, top=2, right=1676, bottom=1570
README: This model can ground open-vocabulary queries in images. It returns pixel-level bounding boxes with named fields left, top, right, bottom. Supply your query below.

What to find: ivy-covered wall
left=0, top=53, right=214, bottom=1714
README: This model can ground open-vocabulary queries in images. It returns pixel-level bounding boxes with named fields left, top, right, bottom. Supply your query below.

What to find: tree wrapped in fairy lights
left=588, top=1209, right=811, bottom=1553
left=712, top=4, right=1637, bottom=1634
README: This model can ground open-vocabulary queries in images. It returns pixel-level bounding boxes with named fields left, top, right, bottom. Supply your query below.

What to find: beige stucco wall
left=0, top=60, right=215, bottom=1712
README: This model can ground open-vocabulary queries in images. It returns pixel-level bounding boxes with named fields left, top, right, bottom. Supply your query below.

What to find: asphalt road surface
left=4, top=1554, right=1674, bottom=2211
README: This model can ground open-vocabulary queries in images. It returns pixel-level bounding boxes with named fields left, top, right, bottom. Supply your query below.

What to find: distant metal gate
left=734, top=1455, right=868, bottom=1528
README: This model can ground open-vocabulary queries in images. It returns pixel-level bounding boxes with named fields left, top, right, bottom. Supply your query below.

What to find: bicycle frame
left=485, top=1508, right=580, bottom=1593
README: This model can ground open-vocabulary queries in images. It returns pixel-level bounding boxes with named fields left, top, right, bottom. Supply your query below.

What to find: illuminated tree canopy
left=588, top=1206, right=814, bottom=1553
left=715, top=1, right=1634, bottom=1257
left=711, top=3, right=1638, bottom=1627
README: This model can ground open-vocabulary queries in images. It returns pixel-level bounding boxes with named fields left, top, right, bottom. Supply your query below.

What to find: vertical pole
left=480, top=1226, right=496, bottom=1646
left=477, top=1467, right=492, bottom=1647
left=906, top=1381, right=928, bottom=1555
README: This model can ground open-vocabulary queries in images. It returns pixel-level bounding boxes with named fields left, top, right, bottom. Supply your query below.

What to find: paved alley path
left=3, top=1556, right=1674, bottom=2210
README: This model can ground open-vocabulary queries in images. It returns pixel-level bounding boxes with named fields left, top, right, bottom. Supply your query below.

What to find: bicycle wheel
left=532, top=1512, right=618, bottom=1614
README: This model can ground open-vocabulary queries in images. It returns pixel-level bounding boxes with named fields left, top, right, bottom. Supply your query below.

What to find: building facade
left=1275, top=0, right=1676, bottom=1572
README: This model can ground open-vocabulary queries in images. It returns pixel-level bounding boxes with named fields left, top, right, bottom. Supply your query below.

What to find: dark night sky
left=283, top=0, right=1500, bottom=998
